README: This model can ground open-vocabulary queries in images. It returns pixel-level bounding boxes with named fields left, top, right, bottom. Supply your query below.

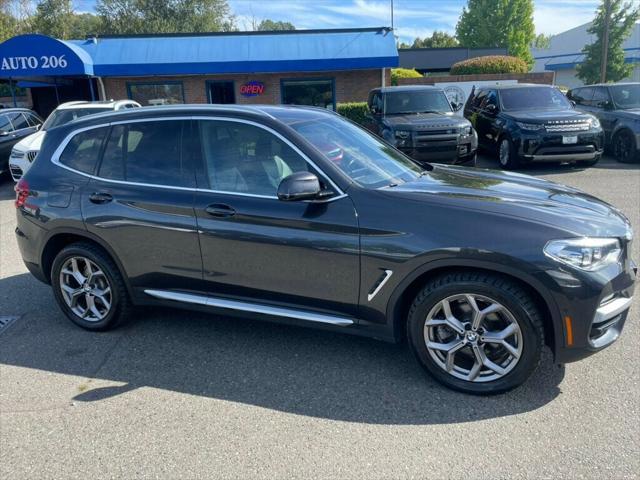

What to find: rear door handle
left=89, top=192, right=113, bottom=204
left=205, top=204, right=235, bottom=218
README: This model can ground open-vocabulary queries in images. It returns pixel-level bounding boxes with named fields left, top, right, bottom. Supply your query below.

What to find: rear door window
left=8, top=112, right=30, bottom=130
left=98, top=120, right=194, bottom=187
left=58, top=127, right=109, bottom=174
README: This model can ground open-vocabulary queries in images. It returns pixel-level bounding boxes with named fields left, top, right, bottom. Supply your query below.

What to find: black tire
left=51, top=242, right=131, bottom=331
left=497, top=137, right=520, bottom=170
left=407, top=272, right=544, bottom=395
left=613, top=130, right=639, bottom=163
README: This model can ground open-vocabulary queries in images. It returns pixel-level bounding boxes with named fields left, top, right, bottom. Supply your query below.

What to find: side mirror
left=485, top=104, right=498, bottom=115
left=0, top=130, right=10, bottom=136
left=569, top=100, right=576, bottom=107
left=277, top=172, right=322, bottom=201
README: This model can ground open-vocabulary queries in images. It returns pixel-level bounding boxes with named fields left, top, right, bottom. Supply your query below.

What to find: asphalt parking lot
left=1, top=154, right=639, bottom=479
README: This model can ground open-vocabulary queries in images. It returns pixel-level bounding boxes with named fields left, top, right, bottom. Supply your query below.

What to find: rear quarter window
left=58, top=127, right=108, bottom=175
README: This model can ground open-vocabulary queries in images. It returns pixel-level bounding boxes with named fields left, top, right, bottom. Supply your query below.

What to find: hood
left=503, top=109, right=592, bottom=122
left=382, top=164, right=632, bottom=238
left=384, top=113, right=468, bottom=131
left=13, top=130, right=46, bottom=152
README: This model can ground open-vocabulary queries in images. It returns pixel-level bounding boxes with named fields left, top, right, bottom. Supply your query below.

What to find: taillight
left=14, top=178, right=29, bottom=208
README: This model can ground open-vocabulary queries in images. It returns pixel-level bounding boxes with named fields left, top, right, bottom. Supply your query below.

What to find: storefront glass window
left=281, top=79, right=335, bottom=110
left=127, top=82, right=185, bottom=106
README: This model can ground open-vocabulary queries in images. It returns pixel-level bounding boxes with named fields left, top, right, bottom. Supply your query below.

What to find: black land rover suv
left=567, top=82, right=640, bottom=163
left=15, top=105, right=636, bottom=394
left=365, top=86, right=478, bottom=165
left=464, top=84, right=604, bottom=169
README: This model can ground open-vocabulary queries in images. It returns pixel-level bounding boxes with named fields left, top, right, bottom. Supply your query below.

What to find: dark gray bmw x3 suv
left=15, top=105, right=636, bottom=394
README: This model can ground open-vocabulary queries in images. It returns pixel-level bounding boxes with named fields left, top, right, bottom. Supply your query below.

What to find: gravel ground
left=1, top=154, right=639, bottom=480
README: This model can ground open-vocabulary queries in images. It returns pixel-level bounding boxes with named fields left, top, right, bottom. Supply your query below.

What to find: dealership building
left=0, top=27, right=397, bottom=116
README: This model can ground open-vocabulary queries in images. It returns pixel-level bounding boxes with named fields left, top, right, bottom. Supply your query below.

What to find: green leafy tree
left=31, top=0, right=74, bottom=39
left=0, top=1, right=16, bottom=42
left=256, top=19, right=295, bottom=31
left=69, top=13, right=103, bottom=38
left=411, top=31, right=459, bottom=48
left=96, top=0, right=235, bottom=35
left=577, top=0, right=640, bottom=84
left=456, top=0, right=535, bottom=67
left=532, top=33, right=551, bottom=49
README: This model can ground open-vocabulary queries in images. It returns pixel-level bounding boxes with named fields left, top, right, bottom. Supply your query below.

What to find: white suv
left=9, top=100, right=140, bottom=181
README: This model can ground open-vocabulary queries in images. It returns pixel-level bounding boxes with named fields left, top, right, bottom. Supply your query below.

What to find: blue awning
left=0, top=34, right=94, bottom=78
left=67, top=28, right=398, bottom=76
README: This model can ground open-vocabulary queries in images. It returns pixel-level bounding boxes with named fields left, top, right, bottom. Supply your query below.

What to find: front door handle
left=205, top=204, right=235, bottom=218
left=89, top=192, right=113, bottom=204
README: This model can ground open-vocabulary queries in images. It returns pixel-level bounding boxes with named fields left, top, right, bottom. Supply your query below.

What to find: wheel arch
left=41, top=228, right=133, bottom=298
left=386, top=260, right=560, bottom=353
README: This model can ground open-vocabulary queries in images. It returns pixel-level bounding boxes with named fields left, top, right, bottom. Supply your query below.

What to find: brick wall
left=397, top=71, right=555, bottom=86
left=104, top=68, right=388, bottom=106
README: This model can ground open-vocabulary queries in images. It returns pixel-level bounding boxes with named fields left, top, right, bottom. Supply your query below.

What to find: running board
left=144, top=289, right=355, bottom=327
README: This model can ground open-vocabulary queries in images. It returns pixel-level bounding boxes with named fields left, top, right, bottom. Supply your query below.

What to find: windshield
left=384, top=90, right=452, bottom=115
left=500, top=87, right=572, bottom=111
left=43, top=107, right=112, bottom=130
left=287, top=115, right=423, bottom=189
left=610, top=84, right=640, bottom=110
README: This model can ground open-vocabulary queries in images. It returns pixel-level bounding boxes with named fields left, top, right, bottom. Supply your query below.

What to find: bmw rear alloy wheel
left=59, top=256, right=112, bottom=322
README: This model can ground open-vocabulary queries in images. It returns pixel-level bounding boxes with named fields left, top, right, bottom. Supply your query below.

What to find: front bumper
left=398, top=130, right=478, bottom=163
left=535, top=252, right=636, bottom=364
left=515, top=129, right=604, bottom=163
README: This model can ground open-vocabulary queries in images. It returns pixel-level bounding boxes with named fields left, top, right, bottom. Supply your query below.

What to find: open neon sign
left=240, top=81, right=264, bottom=97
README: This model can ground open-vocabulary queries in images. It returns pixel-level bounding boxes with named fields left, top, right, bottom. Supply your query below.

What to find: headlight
left=588, top=116, right=601, bottom=129
left=544, top=237, right=621, bottom=271
left=460, top=125, right=473, bottom=135
left=10, top=149, right=25, bottom=159
left=394, top=130, right=411, bottom=139
left=515, top=121, right=544, bottom=131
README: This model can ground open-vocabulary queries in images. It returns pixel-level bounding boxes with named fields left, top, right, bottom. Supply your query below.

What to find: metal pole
left=54, top=78, right=60, bottom=104
left=89, top=77, right=95, bottom=101
left=600, top=0, right=611, bottom=83
left=391, top=0, right=394, bottom=29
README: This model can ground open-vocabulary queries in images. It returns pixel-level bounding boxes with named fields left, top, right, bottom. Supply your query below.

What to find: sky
left=73, top=0, right=607, bottom=43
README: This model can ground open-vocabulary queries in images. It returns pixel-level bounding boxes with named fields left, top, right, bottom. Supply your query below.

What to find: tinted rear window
left=58, top=127, right=108, bottom=174
left=98, top=120, right=194, bottom=187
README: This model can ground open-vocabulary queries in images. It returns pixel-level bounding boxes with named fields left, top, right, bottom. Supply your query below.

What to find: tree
left=0, top=0, right=17, bottom=41
left=411, top=31, right=459, bottom=48
left=96, top=0, right=235, bottom=35
left=532, top=33, right=551, bottom=49
left=456, top=0, right=535, bottom=67
left=256, top=19, right=295, bottom=31
left=31, top=0, right=74, bottom=39
left=576, top=0, right=640, bottom=84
